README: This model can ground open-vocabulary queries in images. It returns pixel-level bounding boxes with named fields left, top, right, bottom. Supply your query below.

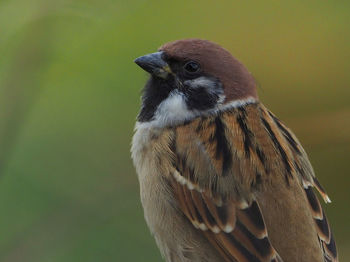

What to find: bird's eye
left=184, top=61, right=200, bottom=73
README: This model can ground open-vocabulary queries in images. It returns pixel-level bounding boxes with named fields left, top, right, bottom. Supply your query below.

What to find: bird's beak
left=134, top=51, right=171, bottom=79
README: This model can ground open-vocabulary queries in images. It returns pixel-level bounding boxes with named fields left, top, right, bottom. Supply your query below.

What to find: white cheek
left=184, top=77, right=217, bottom=89
left=152, top=91, right=195, bottom=126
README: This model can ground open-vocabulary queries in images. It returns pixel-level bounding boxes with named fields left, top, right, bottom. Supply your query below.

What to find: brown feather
left=148, top=102, right=336, bottom=262
left=304, top=186, right=324, bottom=220
left=202, top=193, right=231, bottom=232
left=237, top=201, right=268, bottom=239
left=170, top=175, right=280, bottom=262
left=203, top=231, right=237, bottom=262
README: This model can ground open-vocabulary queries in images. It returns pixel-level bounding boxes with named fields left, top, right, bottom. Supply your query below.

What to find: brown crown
left=160, top=39, right=258, bottom=102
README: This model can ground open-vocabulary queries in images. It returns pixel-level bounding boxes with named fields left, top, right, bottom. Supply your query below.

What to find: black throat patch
left=138, top=76, right=176, bottom=122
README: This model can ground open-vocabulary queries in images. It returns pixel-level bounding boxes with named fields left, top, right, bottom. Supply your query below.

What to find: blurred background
left=0, top=0, right=349, bottom=261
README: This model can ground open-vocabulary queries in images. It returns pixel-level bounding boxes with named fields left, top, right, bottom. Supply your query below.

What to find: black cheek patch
left=184, top=78, right=223, bottom=111
left=185, top=86, right=220, bottom=110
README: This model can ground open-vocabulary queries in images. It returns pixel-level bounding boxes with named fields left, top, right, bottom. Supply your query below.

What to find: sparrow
left=131, top=39, right=338, bottom=262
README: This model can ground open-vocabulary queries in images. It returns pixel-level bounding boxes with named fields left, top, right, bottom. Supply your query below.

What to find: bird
left=131, top=39, right=338, bottom=262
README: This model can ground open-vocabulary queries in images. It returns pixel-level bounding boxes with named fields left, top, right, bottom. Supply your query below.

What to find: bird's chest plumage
left=131, top=124, right=223, bottom=262
left=132, top=126, right=182, bottom=259
left=131, top=125, right=173, bottom=229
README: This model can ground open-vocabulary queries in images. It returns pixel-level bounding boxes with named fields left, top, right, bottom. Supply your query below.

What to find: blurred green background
left=0, top=0, right=349, bottom=261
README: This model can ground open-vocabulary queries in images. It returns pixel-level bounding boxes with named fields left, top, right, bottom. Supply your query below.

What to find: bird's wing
left=170, top=107, right=284, bottom=262
left=171, top=176, right=282, bottom=262
left=303, top=179, right=338, bottom=262
left=268, top=109, right=338, bottom=262
left=169, top=103, right=337, bottom=262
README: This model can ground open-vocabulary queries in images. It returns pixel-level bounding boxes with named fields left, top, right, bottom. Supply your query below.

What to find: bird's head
left=134, top=39, right=258, bottom=127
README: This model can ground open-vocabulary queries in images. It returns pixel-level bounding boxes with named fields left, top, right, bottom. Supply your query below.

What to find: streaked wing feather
left=171, top=175, right=282, bottom=262
left=169, top=103, right=336, bottom=262
left=303, top=183, right=338, bottom=261
left=269, top=107, right=338, bottom=261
